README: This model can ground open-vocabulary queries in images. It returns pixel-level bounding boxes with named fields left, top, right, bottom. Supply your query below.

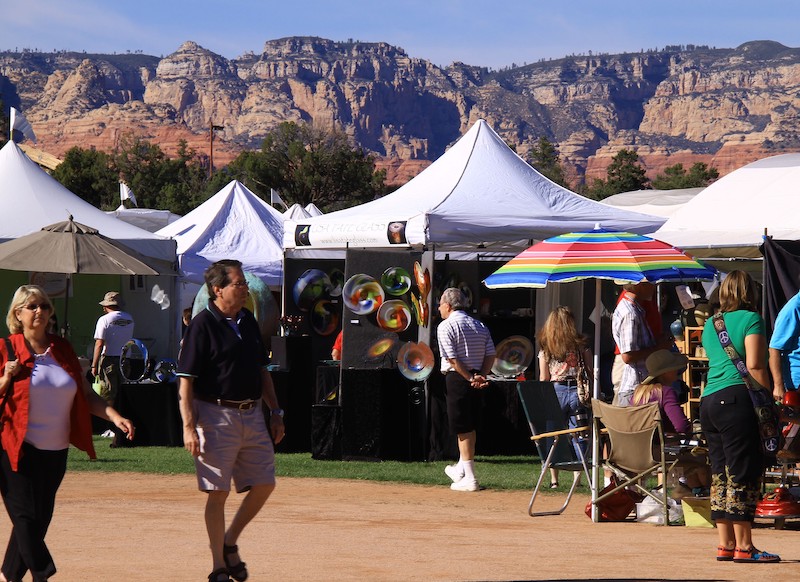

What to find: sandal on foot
left=733, top=547, right=781, bottom=563
left=549, top=482, right=559, bottom=490
left=223, top=544, right=248, bottom=582
left=716, top=545, right=735, bottom=561
left=208, top=567, right=231, bottom=582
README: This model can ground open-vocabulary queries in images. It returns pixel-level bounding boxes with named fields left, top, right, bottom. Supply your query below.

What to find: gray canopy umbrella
left=0, top=216, right=162, bottom=334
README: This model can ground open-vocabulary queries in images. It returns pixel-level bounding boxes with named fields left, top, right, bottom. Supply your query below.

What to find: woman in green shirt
left=700, top=271, right=779, bottom=563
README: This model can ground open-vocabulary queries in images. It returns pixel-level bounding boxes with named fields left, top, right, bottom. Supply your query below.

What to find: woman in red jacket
left=0, top=285, right=134, bottom=582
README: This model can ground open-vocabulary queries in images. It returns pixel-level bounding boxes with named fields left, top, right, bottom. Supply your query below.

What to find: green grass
left=68, top=437, right=593, bottom=493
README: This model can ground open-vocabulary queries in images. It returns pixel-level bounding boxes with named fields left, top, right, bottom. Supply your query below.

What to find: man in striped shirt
left=436, top=288, right=496, bottom=492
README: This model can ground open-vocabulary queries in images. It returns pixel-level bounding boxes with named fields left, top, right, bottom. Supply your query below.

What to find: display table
left=115, top=381, right=182, bottom=447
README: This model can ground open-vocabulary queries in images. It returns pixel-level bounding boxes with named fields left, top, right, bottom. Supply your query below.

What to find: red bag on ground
left=584, top=479, right=642, bottom=521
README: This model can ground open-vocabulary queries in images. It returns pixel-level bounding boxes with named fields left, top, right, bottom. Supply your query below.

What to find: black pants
left=699, top=384, right=763, bottom=522
left=0, top=442, right=68, bottom=581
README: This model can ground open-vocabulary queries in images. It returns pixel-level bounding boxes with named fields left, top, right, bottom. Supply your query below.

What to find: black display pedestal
left=113, top=381, right=182, bottom=447
left=270, top=336, right=315, bottom=453
left=311, top=404, right=342, bottom=460
left=339, top=369, right=426, bottom=462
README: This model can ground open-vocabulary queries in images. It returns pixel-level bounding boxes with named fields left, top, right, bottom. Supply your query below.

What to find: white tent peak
left=284, top=119, right=664, bottom=251
left=0, top=140, right=174, bottom=261
left=156, top=180, right=284, bottom=285
left=654, top=153, right=800, bottom=258
left=304, top=203, right=323, bottom=216
left=283, top=203, right=311, bottom=220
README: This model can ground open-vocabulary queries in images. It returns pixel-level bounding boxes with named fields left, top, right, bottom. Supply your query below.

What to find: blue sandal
left=733, top=547, right=781, bottom=563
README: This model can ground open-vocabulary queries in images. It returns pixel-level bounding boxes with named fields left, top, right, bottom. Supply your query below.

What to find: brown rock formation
left=2, top=38, right=800, bottom=187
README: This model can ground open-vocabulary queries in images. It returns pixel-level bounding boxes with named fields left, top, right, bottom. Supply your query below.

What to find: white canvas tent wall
left=284, top=119, right=665, bottom=253
left=654, top=154, right=800, bottom=261
left=603, top=188, right=702, bottom=219
left=156, top=179, right=284, bottom=288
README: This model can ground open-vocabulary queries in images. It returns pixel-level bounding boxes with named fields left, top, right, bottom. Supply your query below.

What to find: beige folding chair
left=591, top=398, right=679, bottom=525
left=517, top=381, right=591, bottom=516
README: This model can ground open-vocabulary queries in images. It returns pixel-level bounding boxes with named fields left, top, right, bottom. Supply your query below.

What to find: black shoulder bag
left=0, top=338, right=17, bottom=432
left=711, top=313, right=780, bottom=457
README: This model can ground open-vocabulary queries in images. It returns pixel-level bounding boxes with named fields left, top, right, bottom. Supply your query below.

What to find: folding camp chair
left=591, top=398, right=679, bottom=525
left=517, top=381, right=591, bottom=516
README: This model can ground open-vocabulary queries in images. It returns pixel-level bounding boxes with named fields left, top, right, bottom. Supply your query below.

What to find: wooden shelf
left=680, top=327, right=707, bottom=422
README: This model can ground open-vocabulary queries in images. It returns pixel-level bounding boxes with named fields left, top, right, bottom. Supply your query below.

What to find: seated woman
left=631, top=349, right=691, bottom=434
left=632, top=349, right=709, bottom=495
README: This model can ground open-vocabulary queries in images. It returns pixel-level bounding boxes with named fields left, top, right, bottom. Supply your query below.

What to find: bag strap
left=0, top=338, right=17, bottom=420
left=711, top=313, right=756, bottom=389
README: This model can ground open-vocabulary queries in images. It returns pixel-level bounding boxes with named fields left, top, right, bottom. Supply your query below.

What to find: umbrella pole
left=591, top=279, right=601, bottom=522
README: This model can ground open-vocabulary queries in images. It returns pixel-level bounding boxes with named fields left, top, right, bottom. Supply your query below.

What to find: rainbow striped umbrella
left=483, top=227, right=716, bottom=289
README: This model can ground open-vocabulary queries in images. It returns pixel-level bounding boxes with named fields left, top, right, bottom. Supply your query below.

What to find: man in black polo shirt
left=177, top=259, right=285, bottom=582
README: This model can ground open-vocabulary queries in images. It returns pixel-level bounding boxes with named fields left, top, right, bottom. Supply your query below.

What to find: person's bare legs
left=205, top=490, right=230, bottom=572
left=732, top=521, right=754, bottom=550
left=457, top=431, right=476, bottom=461
left=224, top=483, right=275, bottom=546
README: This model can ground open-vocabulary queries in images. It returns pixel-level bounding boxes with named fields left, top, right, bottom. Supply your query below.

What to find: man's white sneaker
left=444, top=464, right=464, bottom=483
left=450, top=478, right=479, bottom=492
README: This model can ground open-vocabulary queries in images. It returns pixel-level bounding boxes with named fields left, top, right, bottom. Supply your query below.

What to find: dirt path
left=1, top=472, right=798, bottom=581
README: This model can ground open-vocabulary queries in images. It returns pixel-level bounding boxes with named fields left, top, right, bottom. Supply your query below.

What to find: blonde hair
left=6, top=285, right=54, bottom=335
left=718, top=270, right=758, bottom=313
left=631, top=382, right=663, bottom=406
left=536, top=306, right=586, bottom=361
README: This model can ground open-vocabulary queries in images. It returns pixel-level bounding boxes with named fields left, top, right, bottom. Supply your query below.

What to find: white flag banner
left=120, top=182, right=138, bottom=207
left=9, top=107, right=36, bottom=143
left=270, top=188, right=288, bottom=210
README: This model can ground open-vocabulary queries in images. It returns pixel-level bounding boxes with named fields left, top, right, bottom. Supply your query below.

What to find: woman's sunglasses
left=22, top=303, right=52, bottom=312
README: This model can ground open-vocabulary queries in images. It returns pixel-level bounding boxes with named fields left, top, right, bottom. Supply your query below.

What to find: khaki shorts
left=194, top=399, right=275, bottom=493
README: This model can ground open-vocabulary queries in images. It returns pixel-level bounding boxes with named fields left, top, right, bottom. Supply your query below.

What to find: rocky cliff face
left=2, top=38, right=799, bottom=185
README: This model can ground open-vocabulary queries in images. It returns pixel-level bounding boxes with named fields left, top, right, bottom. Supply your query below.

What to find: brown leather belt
left=195, top=394, right=258, bottom=411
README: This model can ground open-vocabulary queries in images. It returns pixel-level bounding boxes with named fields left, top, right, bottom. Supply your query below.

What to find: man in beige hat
left=91, top=292, right=135, bottom=419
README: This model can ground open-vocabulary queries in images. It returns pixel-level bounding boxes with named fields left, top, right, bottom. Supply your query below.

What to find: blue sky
left=1, top=0, right=797, bottom=69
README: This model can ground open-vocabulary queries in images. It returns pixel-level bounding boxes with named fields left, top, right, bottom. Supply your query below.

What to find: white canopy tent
left=156, top=179, right=284, bottom=287
left=305, top=203, right=323, bottom=217
left=0, top=140, right=178, bottom=358
left=107, top=207, right=182, bottom=233
left=284, top=119, right=665, bottom=254
left=0, top=141, right=175, bottom=261
left=603, top=187, right=702, bottom=219
left=283, top=203, right=312, bottom=221
left=654, top=154, right=800, bottom=261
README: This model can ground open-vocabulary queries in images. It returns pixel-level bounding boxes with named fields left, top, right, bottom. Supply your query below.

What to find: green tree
left=651, top=162, right=719, bottom=189
left=528, top=136, right=569, bottom=188
left=221, top=121, right=386, bottom=211
left=112, top=134, right=210, bottom=214
left=586, top=148, right=649, bottom=199
left=51, top=147, right=118, bottom=208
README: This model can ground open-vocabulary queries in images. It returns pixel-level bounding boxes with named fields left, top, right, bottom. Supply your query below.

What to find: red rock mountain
left=2, top=38, right=799, bottom=185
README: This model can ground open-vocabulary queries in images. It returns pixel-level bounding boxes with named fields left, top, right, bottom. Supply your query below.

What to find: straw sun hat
left=642, top=350, right=688, bottom=384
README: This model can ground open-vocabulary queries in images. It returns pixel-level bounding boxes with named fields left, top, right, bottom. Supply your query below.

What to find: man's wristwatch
left=271, top=408, right=285, bottom=418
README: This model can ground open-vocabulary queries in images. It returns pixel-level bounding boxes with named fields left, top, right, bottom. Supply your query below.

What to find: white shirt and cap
left=92, top=292, right=134, bottom=373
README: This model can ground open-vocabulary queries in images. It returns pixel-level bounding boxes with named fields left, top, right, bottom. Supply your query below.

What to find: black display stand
left=114, top=382, right=182, bottom=447
left=339, top=368, right=426, bottom=461
left=311, top=404, right=342, bottom=460
left=270, top=336, right=315, bottom=453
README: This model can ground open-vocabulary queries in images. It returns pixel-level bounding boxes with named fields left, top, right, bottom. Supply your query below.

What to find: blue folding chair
left=516, top=381, right=591, bottom=516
